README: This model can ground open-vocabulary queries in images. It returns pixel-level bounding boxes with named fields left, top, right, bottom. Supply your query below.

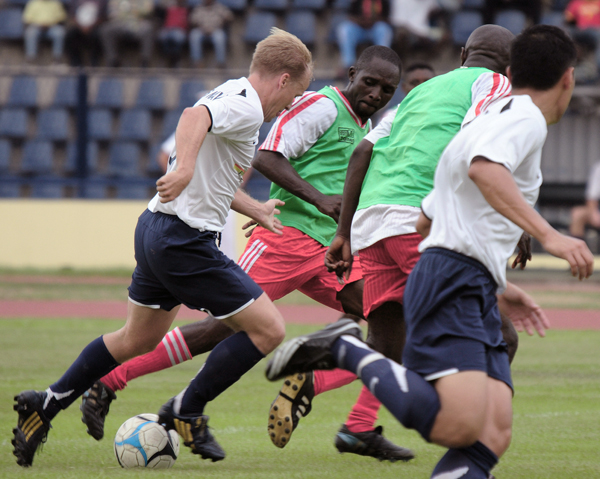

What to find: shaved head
left=461, top=24, right=515, bottom=75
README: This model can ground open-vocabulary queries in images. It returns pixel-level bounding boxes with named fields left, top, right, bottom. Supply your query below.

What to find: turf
left=1, top=319, right=599, bottom=478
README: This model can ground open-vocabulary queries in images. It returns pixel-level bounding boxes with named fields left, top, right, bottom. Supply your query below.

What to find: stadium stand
left=493, top=9, right=528, bottom=35
left=0, top=8, right=24, bottom=41
left=94, top=77, right=124, bottom=109
left=292, top=0, right=327, bottom=11
left=20, top=140, right=54, bottom=176
left=36, top=108, right=70, bottom=142
left=0, top=140, right=11, bottom=174
left=87, top=108, right=114, bottom=142
left=64, top=141, right=99, bottom=176
left=178, top=80, right=206, bottom=109
left=450, top=10, right=484, bottom=46
left=253, top=0, right=289, bottom=13
left=7, top=75, right=38, bottom=109
left=116, top=108, right=152, bottom=142
left=243, top=11, right=278, bottom=45
left=135, top=78, right=167, bottom=111
left=30, top=178, right=64, bottom=198
left=216, top=0, right=248, bottom=13
left=285, top=10, right=317, bottom=47
left=0, top=108, right=29, bottom=139
left=52, top=76, right=79, bottom=108
left=106, top=141, right=143, bottom=178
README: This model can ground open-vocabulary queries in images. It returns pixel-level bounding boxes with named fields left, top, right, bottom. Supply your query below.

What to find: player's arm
left=416, top=190, right=435, bottom=238
left=469, top=157, right=594, bottom=279
left=324, top=138, right=374, bottom=280
left=498, top=281, right=550, bottom=337
left=157, top=105, right=211, bottom=203
left=231, top=189, right=285, bottom=236
left=253, top=150, right=342, bottom=221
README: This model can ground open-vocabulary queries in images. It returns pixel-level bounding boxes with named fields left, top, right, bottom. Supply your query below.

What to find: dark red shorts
left=359, top=233, right=422, bottom=317
left=238, top=226, right=363, bottom=312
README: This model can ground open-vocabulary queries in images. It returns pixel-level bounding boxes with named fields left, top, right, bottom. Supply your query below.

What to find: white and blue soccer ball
left=114, top=413, right=179, bottom=469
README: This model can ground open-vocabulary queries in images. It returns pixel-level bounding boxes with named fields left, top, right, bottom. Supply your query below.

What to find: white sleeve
left=467, top=103, right=545, bottom=173
left=259, top=92, right=337, bottom=159
left=461, top=72, right=511, bottom=128
left=586, top=162, right=600, bottom=200
left=421, top=189, right=436, bottom=220
left=363, top=105, right=396, bottom=144
left=198, top=91, right=261, bottom=141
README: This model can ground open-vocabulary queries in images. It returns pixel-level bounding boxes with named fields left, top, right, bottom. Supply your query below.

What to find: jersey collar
left=332, top=87, right=368, bottom=128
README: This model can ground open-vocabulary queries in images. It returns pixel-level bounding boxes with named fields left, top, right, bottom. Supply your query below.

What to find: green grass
left=1, top=320, right=599, bottom=478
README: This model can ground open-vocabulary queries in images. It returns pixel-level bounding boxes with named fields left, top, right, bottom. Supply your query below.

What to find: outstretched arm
left=253, top=150, right=342, bottom=221
left=231, top=189, right=284, bottom=236
left=469, top=157, right=594, bottom=280
left=324, top=139, right=374, bottom=280
left=498, top=282, right=550, bottom=337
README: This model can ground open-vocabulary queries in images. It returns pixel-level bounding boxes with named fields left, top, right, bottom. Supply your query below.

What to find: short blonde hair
left=250, top=28, right=313, bottom=81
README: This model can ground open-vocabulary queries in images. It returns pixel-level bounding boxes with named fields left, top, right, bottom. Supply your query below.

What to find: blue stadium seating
left=36, top=108, right=70, bottom=142
left=107, top=141, right=142, bottom=178
left=258, top=119, right=275, bottom=145
left=30, top=178, right=64, bottom=198
left=94, top=77, right=124, bottom=109
left=243, top=12, right=277, bottom=45
left=332, top=0, right=351, bottom=11
left=135, top=78, right=166, bottom=111
left=0, top=181, right=21, bottom=197
left=540, top=10, right=566, bottom=28
left=161, top=109, right=182, bottom=141
left=117, top=108, right=152, bottom=141
left=64, top=141, right=99, bottom=175
left=462, top=0, right=485, bottom=9
left=0, top=108, right=28, bottom=139
left=7, top=76, right=38, bottom=108
left=0, top=139, right=11, bottom=174
left=178, top=80, right=206, bottom=108
left=551, top=0, right=570, bottom=11
left=20, top=140, right=54, bottom=175
left=292, top=0, right=326, bottom=10
left=253, top=0, right=288, bottom=12
left=494, top=9, right=527, bottom=35
left=6, top=0, right=29, bottom=6
left=77, top=180, right=108, bottom=199
left=327, top=12, right=347, bottom=44
left=285, top=11, right=317, bottom=46
left=0, top=8, right=24, bottom=40
left=244, top=170, right=271, bottom=202
left=87, top=108, right=113, bottom=141
left=115, top=182, right=152, bottom=199
left=216, top=0, right=248, bottom=12
left=450, top=10, right=484, bottom=46
left=53, top=76, right=78, bottom=108
left=148, top=143, right=166, bottom=177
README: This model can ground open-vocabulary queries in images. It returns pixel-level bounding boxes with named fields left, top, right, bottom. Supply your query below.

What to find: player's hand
left=315, top=194, right=343, bottom=223
left=243, top=199, right=284, bottom=237
left=540, top=230, right=594, bottom=280
left=156, top=169, right=192, bottom=203
left=324, top=235, right=353, bottom=284
left=498, top=282, right=550, bottom=337
left=512, top=232, right=532, bottom=270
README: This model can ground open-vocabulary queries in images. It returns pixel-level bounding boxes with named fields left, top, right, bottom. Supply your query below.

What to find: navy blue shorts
left=128, top=209, right=264, bottom=318
left=403, top=248, right=512, bottom=391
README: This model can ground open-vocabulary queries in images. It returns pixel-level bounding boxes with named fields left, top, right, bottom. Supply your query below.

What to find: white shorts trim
left=210, top=297, right=256, bottom=319
left=128, top=297, right=161, bottom=309
left=424, top=368, right=460, bottom=382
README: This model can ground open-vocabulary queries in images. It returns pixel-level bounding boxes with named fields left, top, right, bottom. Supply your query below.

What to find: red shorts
left=359, top=233, right=422, bottom=317
left=238, top=226, right=363, bottom=312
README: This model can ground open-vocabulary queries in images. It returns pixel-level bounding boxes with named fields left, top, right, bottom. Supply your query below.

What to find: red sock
left=313, top=369, right=357, bottom=395
left=345, top=385, right=381, bottom=433
left=100, top=327, right=192, bottom=392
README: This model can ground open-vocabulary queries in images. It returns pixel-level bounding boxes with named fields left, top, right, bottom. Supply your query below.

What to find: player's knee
left=262, top=318, right=286, bottom=351
left=430, top=416, right=483, bottom=449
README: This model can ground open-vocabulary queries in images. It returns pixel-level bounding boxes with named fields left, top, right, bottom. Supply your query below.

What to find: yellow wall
left=0, top=200, right=250, bottom=269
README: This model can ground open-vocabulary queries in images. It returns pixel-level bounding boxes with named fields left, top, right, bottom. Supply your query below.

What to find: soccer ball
left=114, top=413, right=179, bottom=469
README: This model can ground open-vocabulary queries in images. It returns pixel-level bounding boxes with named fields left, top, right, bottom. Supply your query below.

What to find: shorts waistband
left=423, top=247, right=497, bottom=288
left=143, top=210, right=220, bottom=240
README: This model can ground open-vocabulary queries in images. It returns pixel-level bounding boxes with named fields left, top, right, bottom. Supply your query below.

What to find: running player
left=266, top=24, right=593, bottom=479
left=12, top=28, right=313, bottom=467
left=275, top=24, right=517, bottom=455
left=78, top=46, right=411, bottom=461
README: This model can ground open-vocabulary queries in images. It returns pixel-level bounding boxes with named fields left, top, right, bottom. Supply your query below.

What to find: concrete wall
left=0, top=200, right=249, bottom=269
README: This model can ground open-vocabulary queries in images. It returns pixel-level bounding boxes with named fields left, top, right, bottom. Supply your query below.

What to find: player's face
left=266, top=70, right=312, bottom=122
left=402, top=68, right=434, bottom=95
left=347, top=58, right=400, bottom=122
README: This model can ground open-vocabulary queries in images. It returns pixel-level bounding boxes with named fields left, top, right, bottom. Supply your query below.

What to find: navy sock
left=179, top=331, right=264, bottom=416
left=332, top=335, right=441, bottom=441
left=431, top=441, right=499, bottom=479
left=45, top=336, right=120, bottom=420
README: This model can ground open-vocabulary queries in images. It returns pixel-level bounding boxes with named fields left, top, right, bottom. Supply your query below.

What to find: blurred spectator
left=22, top=0, right=67, bottom=63
left=188, top=0, right=233, bottom=68
left=157, top=0, right=189, bottom=68
left=565, top=0, right=600, bottom=81
left=483, top=0, right=543, bottom=25
left=570, top=162, right=600, bottom=238
left=401, top=62, right=435, bottom=94
left=336, top=0, right=393, bottom=77
left=390, top=0, right=444, bottom=46
left=99, top=0, right=154, bottom=67
left=64, top=0, right=108, bottom=66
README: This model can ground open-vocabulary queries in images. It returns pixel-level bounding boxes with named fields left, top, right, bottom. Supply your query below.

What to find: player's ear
left=279, top=73, right=291, bottom=89
left=460, top=47, right=467, bottom=65
left=562, top=66, right=575, bottom=90
left=347, top=66, right=356, bottom=82
left=505, top=66, right=512, bottom=83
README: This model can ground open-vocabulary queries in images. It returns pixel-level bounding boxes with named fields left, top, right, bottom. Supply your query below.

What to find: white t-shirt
left=260, top=90, right=340, bottom=158
left=148, top=77, right=263, bottom=232
left=585, top=162, right=600, bottom=200
left=419, top=95, right=547, bottom=293
left=351, top=71, right=511, bottom=253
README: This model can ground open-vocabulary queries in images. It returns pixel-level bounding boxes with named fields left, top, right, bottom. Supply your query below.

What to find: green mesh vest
left=358, top=67, right=492, bottom=211
left=269, top=86, right=370, bottom=246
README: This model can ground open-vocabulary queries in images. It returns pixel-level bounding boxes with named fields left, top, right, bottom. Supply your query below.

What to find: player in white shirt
left=265, top=25, right=594, bottom=479
left=12, top=28, right=313, bottom=467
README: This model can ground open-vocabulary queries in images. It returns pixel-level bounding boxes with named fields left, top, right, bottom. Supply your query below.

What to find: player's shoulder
left=289, top=90, right=335, bottom=113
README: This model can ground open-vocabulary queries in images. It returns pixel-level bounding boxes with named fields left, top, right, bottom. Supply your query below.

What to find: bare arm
left=469, top=157, right=594, bottom=279
left=498, top=281, right=550, bottom=337
left=324, top=139, right=374, bottom=280
left=253, top=150, right=342, bottom=222
left=156, top=105, right=211, bottom=203
left=231, top=189, right=284, bottom=236
left=416, top=211, right=432, bottom=238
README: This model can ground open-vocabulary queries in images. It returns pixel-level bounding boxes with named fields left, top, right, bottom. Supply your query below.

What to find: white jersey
left=420, top=94, right=547, bottom=293
left=585, top=162, right=600, bottom=200
left=351, top=71, right=511, bottom=253
left=148, top=77, right=263, bottom=232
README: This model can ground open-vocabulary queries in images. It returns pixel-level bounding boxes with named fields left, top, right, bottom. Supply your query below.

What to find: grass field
left=0, top=269, right=599, bottom=478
